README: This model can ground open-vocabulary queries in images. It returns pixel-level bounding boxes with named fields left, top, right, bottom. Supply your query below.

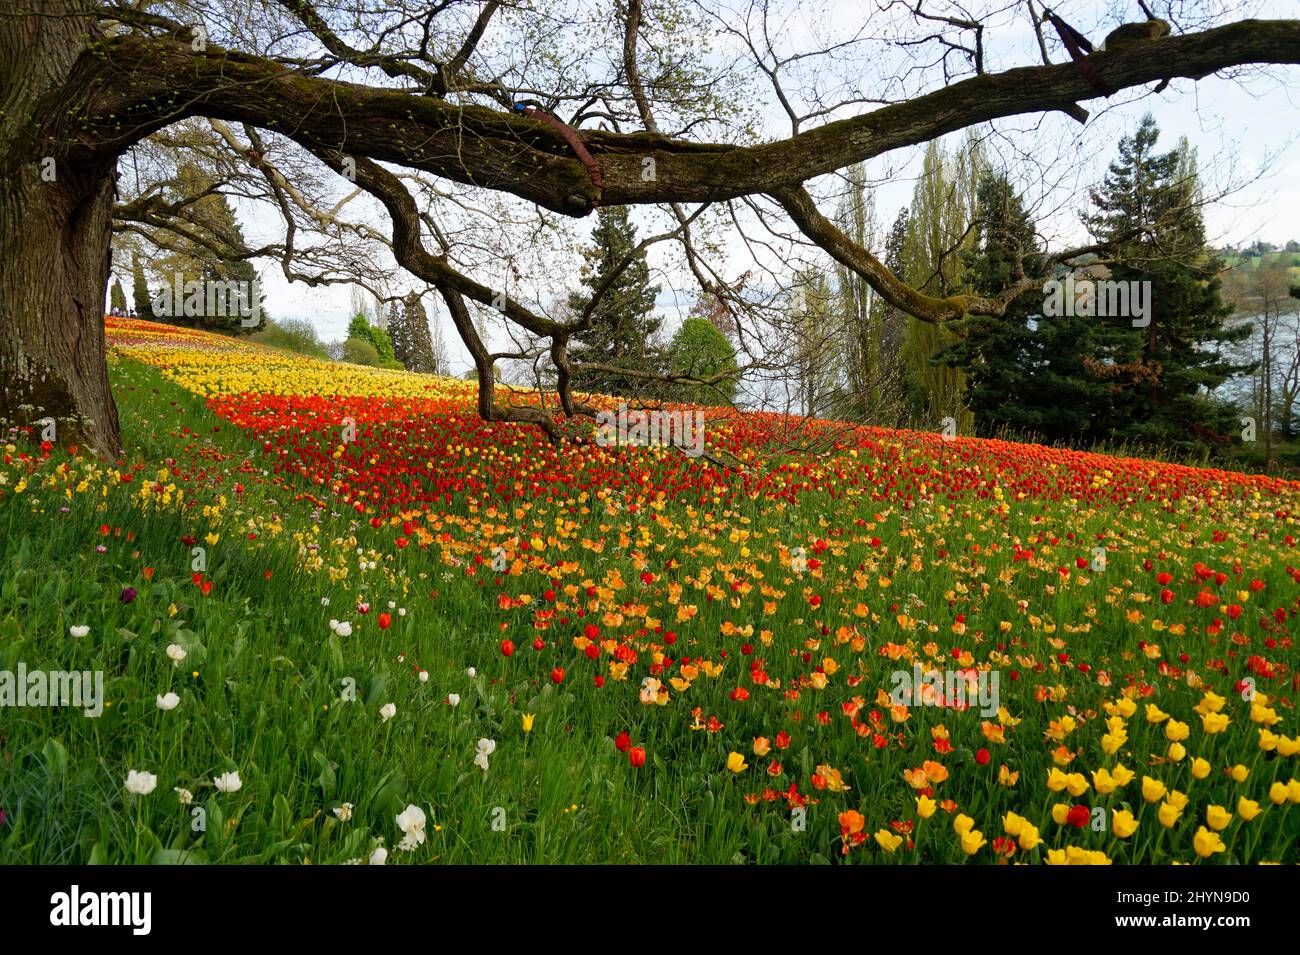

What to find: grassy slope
left=0, top=346, right=1297, bottom=864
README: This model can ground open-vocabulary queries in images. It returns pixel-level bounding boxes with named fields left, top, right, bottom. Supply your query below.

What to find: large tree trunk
left=0, top=2, right=120, bottom=457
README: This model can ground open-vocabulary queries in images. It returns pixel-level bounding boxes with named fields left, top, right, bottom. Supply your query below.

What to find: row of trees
left=786, top=115, right=1260, bottom=458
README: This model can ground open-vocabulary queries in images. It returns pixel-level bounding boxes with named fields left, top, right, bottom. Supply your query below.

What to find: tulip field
left=1, top=315, right=1298, bottom=865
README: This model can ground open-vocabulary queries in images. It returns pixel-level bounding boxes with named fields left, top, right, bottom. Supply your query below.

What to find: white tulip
left=446, top=693, right=460, bottom=707
left=379, top=702, right=396, bottom=722
left=165, top=644, right=187, bottom=665
left=395, top=804, right=426, bottom=850
left=213, top=771, right=243, bottom=793
left=69, top=625, right=90, bottom=638
left=417, top=670, right=429, bottom=683
left=466, top=667, right=477, bottom=678
left=125, top=770, right=157, bottom=795
left=335, top=621, right=352, bottom=637
left=156, top=692, right=180, bottom=711
left=175, top=787, right=193, bottom=805
left=333, top=802, right=354, bottom=822
left=368, top=846, right=388, bottom=865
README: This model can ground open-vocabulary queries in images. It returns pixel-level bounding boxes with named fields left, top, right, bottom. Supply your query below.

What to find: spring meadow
left=4, top=1, right=1300, bottom=914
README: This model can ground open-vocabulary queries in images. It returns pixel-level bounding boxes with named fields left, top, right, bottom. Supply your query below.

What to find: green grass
left=1, top=356, right=1297, bottom=864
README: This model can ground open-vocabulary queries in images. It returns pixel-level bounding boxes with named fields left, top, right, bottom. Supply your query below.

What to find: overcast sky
left=187, top=1, right=1300, bottom=374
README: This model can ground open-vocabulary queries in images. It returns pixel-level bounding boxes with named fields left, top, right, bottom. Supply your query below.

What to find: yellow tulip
left=1018, top=823, right=1041, bottom=851
left=726, top=752, right=748, bottom=773
left=1141, top=776, right=1166, bottom=803
left=521, top=713, right=535, bottom=733
left=1164, top=719, right=1189, bottom=742
left=874, top=829, right=903, bottom=852
left=959, top=829, right=986, bottom=855
left=1158, top=801, right=1181, bottom=828
left=1237, top=797, right=1262, bottom=822
left=1193, top=826, right=1225, bottom=858
left=916, top=795, right=936, bottom=819
left=1190, top=758, right=1211, bottom=780
left=1201, top=712, right=1230, bottom=735
left=1205, top=805, right=1232, bottom=831
left=1112, top=809, right=1139, bottom=838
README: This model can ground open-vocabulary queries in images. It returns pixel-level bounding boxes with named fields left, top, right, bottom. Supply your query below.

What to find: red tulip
left=500, top=639, right=514, bottom=657
left=628, top=746, right=646, bottom=768
left=550, top=667, right=565, bottom=684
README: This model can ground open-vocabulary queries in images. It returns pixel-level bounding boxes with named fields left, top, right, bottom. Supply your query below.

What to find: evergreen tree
left=400, top=292, right=438, bottom=373
left=567, top=206, right=663, bottom=396
left=109, top=276, right=127, bottom=314
left=387, top=300, right=408, bottom=366
left=1083, top=115, right=1250, bottom=451
left=131, top=252, right=155, bottom=320
left=153, top=162, right=266, bottom=333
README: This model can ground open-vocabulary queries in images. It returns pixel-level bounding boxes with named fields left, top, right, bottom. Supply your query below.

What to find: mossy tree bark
left=1, top=1, right=121, bottom=456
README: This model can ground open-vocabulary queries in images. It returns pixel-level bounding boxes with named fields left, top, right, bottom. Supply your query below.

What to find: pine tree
left=1083, top=115, right=1250, bottom=451
left=153, top=162, right=266, bottom=333
left=567, top=206, right=663, bottom=397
